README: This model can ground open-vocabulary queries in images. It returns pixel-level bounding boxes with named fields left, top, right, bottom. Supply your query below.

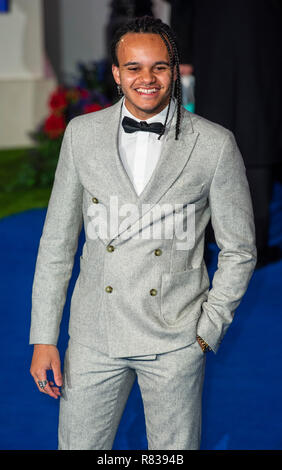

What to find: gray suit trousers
left=58, top=337, right=206, bottom=450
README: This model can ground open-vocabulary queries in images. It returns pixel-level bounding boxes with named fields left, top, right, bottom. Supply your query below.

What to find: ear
left=112, top=64, right=121, bottom=85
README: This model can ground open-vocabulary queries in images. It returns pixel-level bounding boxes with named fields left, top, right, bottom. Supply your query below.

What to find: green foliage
left=3, top=136, right=63, bottom=192
left=0, top=148, right=52, bottom=218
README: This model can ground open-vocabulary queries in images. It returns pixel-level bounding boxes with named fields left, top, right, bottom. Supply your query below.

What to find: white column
left=0, top=0, right=57, bottom=148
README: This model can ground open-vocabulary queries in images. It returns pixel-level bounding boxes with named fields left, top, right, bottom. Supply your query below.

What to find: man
left=29, top=16, right=257, bottom=450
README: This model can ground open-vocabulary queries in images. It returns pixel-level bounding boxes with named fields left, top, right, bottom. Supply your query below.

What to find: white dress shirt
left=118, top=96, right=176, bottom=196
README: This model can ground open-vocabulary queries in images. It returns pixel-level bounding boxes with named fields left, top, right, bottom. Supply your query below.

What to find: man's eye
left=156, top=67, right=166, bottom=70
left=128, top=68, right=138, bottom=71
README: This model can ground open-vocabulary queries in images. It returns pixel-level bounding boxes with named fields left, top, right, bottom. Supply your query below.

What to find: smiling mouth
left=135, top=87, right=160, bottom=96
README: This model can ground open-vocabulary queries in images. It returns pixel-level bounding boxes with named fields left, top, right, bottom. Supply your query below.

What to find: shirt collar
left=121, top=96, right=176, bottom=127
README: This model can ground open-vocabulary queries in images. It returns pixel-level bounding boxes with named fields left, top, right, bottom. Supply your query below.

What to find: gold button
left=154, top=248, right=162, bottom=256
left=92, top=197, right=99, bottom=204
left=150, top=288, right=157, bottom=296
left=107, top=245, right=115, bottom=252
left=105, top=286, right=113, bottom=293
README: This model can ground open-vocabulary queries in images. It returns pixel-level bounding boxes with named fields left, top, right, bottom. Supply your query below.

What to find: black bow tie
left=122, top=116, right=165, bottom=135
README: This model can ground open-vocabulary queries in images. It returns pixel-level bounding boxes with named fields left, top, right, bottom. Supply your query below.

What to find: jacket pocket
left=160, top=265, right=209, bottom=326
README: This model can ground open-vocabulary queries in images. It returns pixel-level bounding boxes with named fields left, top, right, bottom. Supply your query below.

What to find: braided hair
left=111, top=16, right=182, bottom=140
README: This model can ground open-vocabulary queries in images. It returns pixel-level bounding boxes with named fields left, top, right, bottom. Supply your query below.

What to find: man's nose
left=140, top=69, right=156, bottom=84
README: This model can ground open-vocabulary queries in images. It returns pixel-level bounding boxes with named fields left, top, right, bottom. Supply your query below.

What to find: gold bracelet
left=196, top=335, right=211, bottom=352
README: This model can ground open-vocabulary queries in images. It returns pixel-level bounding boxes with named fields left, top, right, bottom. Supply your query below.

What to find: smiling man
left=29, top=16, right=256, bottom=450
left=112, top=32, right=174, bottom=118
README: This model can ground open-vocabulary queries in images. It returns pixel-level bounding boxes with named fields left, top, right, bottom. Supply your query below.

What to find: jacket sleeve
left=29, top=119, right=83, bottom=346
left=196, top=130, right=257, bottom=353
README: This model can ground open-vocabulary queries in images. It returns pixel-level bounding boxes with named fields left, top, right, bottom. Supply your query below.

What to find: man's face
left=112, top=32, right=176, bottom=120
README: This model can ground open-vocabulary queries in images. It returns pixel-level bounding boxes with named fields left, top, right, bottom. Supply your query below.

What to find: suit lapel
left=93, top=99, right=199, bottom=244
left=94, top=99, right=139, bottom=208
left=138, top=107, right=198, bottom=208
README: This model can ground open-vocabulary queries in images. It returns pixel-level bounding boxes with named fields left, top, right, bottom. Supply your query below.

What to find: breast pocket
left=166, top=180, right=207, bottom=206
left=160, top=265, right=210, bottom=326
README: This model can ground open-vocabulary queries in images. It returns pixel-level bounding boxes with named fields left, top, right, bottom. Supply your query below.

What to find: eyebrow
left=122, top=61, right=170, bottom=67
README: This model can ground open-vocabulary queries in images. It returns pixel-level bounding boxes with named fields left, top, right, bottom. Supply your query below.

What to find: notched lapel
left=94, top=100, right=140, bottom=207
left=110, top=107, right=200, bottom=244
left=80, top=100, right=200, bottom=245
left=138, top=109, right=199, bottom=207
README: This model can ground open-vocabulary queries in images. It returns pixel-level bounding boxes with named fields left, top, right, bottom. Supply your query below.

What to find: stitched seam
left=69, top=120, right=82, bottom=181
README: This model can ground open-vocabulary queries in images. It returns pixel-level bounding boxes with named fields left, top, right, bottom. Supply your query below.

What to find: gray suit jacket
left=29, top=99, right=257, bottom=357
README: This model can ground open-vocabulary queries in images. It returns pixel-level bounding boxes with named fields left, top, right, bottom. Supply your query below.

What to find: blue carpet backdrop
left=0, top=183, right=282, bottom=450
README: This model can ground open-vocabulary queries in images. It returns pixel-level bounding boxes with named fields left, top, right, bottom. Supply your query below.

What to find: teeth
left=136, top=88, right=158, bottom=94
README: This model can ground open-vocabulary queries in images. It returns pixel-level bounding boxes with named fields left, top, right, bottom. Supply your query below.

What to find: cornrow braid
left=111, top=15, right=183, bottom=140
left=156, top=30, right=174, bottom=140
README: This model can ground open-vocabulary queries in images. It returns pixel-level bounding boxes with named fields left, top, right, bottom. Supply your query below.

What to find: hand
left=179, top=63, right=194, bottom=76
left=30, top=344, right=63, bottom=399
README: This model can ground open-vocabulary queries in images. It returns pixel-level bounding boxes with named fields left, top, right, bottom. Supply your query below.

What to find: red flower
left=44, top=114, right=66, bottom=139
left=66, top=88, right=80, bottom=103
left=78, top=88, right=91, bottom=99
left=48, top=87, right=67, bottom=113
left=83, top=103, right=103, bottom=114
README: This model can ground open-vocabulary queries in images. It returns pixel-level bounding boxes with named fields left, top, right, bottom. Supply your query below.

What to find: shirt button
left=105, top=286, right=113, bottom=293
left=107, top=245, right=115, bottom=252
left=154, top=248, right=162, bottom=256
left=150, top=288, right=158, bottom=296
left=92, top=197, right=99, bottom=204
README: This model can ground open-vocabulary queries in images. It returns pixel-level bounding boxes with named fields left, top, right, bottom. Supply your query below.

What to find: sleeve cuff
left=196, top=308, right=223, bottom=354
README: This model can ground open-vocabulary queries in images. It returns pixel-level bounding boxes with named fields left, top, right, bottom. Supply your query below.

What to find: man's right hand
left=30, top=344, right=63, bottom=399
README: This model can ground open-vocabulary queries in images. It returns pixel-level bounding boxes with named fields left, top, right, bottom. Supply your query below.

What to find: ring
left=37, top=380, right=48, bottom=389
